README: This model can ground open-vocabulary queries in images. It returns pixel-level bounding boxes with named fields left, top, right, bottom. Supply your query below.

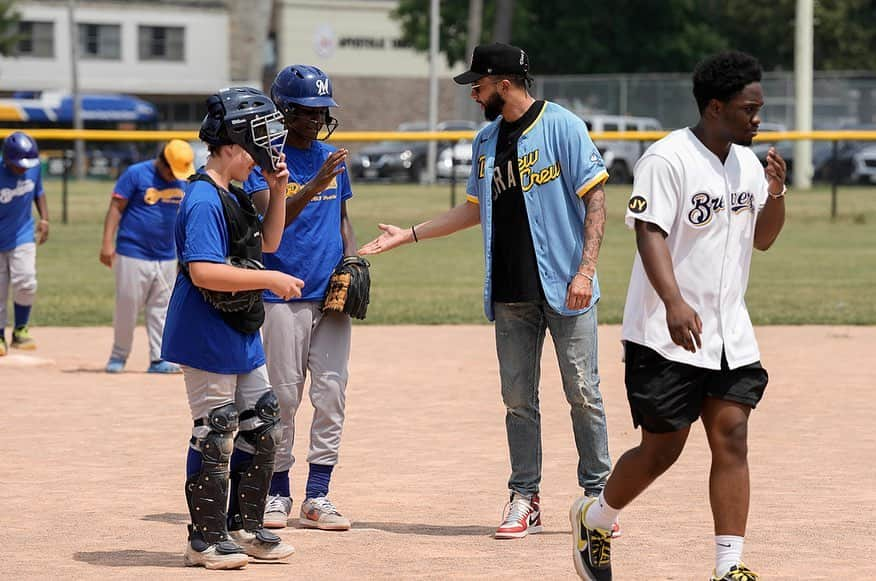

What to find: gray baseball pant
left=0, top=242, right=37, bottom=329
left=262, top=301, right=351, bottom=471
left=110, top=254, right=176, bottom=363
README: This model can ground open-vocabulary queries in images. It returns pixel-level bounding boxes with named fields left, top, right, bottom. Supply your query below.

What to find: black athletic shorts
left=624, top=341, right=769, bottom=434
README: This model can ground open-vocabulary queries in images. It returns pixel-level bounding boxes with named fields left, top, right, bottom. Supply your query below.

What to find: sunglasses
left=470, top=80, right=503, bottom=94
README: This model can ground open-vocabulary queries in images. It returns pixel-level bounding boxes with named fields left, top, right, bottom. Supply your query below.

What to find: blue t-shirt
left=161, top=179, right=265, bottom=375
left=0, top=160, right=44, bottom=252
left=114, top=160, right=185, bottom=261
left=243, top=141, right=352, bottom=302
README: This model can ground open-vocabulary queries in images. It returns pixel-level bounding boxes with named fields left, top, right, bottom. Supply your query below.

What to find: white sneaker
left=184, top=541, right=249, bottom=570
left=299, top=496, right=351, bottom=531
left=264, top=495, right=293, bottom=529
left=228, top=529, right=295, bottom=561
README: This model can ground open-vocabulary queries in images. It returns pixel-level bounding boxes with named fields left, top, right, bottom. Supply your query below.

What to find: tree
left=392, top=0, right=876, bottom=73
left=0, top=0, right=22, bottom=57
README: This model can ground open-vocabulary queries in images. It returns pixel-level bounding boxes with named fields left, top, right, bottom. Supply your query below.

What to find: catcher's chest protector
left=188, top=173, right=266, bottom=333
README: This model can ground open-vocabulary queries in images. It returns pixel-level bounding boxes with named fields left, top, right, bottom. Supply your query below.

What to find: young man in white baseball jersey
left=570, top=51, right=787, bottom=581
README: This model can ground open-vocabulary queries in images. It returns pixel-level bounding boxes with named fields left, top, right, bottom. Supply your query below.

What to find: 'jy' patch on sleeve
left=624, top=154, right=679, bottom=234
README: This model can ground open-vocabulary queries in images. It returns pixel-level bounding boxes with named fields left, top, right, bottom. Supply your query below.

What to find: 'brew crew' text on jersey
left=622, top=128, right=770, bottom=370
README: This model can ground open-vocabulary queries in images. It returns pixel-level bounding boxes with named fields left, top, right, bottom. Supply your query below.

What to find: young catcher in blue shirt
left=161, top=87, right=301, bottom=570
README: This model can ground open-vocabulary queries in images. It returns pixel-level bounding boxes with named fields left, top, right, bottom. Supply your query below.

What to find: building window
left=138, top=26, right=184, bottom=61
left=78, top=23, right=121, bottom=60
left=15, top=21, right=54, bottom=58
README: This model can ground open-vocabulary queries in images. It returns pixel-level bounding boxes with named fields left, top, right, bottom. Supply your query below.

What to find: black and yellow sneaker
left=711, top=563, right=759, bottom=580
left=569, top=496, right=612, bottom=580
left=11, top=326, right=36, bottom=350
left=0, top=336, right=7, bottom=356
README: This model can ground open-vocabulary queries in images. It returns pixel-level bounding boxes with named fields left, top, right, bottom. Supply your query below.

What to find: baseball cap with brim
left=163, top=139, right=195, bottom=180
left=454, top=42, right=530, bottom=85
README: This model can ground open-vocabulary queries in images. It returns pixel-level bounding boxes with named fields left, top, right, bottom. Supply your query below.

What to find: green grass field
left=25, top=178, right=876, bottom=326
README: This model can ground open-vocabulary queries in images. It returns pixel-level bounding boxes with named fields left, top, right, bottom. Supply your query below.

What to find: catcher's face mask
left=247, top=110, right=288, bottom=171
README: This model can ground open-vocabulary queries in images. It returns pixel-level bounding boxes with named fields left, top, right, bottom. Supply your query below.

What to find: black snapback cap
left=453, top=42, right=530, bottom=85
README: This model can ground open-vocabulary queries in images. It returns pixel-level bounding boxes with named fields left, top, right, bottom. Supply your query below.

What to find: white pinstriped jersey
left=622, top=128, right=769, bottom=370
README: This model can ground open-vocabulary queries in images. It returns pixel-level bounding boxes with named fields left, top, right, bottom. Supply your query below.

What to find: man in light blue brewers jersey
left=0, top=131, right=49, bottom=355
left=360, top=43, right=615, bottom=541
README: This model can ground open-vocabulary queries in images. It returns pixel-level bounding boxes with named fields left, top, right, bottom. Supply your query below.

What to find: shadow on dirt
left=352, top=521, right=565, bottom=537
left=141, top=512, right=188, bottom=524
left=73, top=550, right=181, bottom=568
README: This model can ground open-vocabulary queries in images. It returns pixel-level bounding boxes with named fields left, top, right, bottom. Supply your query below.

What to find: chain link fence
left=535, top=72, right=876, bottom=130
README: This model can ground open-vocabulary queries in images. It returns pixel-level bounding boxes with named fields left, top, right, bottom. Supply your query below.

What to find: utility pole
left=426, top=0, right=439, bottom=184
left=460, top=0, right=483, bottom=121
left=492, top=0, right=513, bottom=43
left=68, top=0, right=86, bottom=179
left=793, top=0, right=814, bottom=189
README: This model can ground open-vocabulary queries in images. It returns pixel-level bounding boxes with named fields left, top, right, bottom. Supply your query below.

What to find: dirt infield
left=1, top=325, right=874, bottom=580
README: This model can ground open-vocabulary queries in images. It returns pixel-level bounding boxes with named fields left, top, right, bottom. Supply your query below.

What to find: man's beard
left=483, top=92, right=505, bottom=121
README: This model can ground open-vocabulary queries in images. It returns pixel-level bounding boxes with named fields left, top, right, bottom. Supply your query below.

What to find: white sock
left=584, top=491, right=620, bottom=531
left=715, top=535, right=744, bottom=577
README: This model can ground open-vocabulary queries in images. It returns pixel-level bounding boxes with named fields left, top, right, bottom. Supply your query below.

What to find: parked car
left=751, top=140, right=834, bottom=184
left=580, top=114, right=662, bottom=184
left=850, top=144, right=876, bottom=184
left=754, top=137, right=873, bottom=185
left=349, top=120, right=478, bottom=183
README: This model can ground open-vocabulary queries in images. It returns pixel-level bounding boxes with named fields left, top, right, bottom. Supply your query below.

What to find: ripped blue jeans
left=494, top=301, right=610, bottom=497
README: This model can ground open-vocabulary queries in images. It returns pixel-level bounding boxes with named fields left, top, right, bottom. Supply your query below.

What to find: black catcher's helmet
left=199, top=86, right=287, bottom=171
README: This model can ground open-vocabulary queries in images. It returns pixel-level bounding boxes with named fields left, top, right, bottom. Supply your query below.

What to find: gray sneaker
left=299, top=496, right=351, bottom=531
left=228, top=529, right=295, bottom=561
left=263, top=495, right=293, bottom=529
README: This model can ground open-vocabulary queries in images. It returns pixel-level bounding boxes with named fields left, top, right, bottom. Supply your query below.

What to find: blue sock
left=270, top=470, right=291, bottom=497
left=227, top=448, right=253, bottom=530
left=186, top=446, right=202, bottom=478
left=13, top=303, right=31, bottom=329
left=305, top=463, right=333, bottom=499
left=0, top=328, right=5, bottom=342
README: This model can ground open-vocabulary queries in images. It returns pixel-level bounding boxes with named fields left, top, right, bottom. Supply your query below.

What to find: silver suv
left=580, top=115, right=662, bottom=184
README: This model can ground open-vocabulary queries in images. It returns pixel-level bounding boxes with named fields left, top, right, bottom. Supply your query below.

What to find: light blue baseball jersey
left=466, top=101, right=609, bottom=321
left=0, top=160, right=44, bottom=252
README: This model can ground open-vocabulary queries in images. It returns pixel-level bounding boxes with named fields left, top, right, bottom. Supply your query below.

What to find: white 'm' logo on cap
left=316, top=79, right=329, bottom=96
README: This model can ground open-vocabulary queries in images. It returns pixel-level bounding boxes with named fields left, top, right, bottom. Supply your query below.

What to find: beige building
left=273, top=0, right=466, bottom=131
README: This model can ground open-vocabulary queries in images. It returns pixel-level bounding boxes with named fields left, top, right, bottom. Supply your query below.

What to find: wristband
left=768, top=184, right=787, bottom=199
left=575, top=271, right=593, bottom=282
left=411, top=225, right=419, bottom=243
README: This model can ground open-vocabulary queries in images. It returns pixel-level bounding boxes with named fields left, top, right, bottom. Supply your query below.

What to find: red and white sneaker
left=495, top=492, right=543, bottom=539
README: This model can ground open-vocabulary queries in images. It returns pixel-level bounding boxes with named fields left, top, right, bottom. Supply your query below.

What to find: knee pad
left=186, top=403, right=238, bottom=543
left=230, top=391, right=280, bottom=531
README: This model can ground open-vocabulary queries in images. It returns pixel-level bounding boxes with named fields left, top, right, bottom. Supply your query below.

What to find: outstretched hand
left=358, top=223, right=411, bottom=255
